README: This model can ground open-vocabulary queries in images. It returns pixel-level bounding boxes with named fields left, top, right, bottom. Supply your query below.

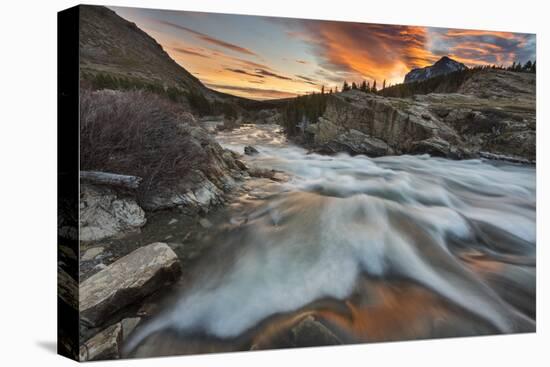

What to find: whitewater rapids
left=126, top=124, right=535, bottom=354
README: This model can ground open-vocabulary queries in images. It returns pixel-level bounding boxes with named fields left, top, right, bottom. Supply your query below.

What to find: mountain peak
left=404, top=56, right=467, bottom=83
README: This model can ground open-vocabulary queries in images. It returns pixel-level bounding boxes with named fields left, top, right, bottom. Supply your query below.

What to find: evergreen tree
left=351, top=82, right=357, bottom=90
left=382, top=79, right=386, bottom=90
left=371, top=80, right=377, bottom=93
left=321, top=85, right=325, bottom=95
left=360, top=80, right=367, bottom=92
left=342, top=81, right=350, bottom=91
left=532, top=61, right=536, bottom=73
left=524, top=60, right=533, bottom=72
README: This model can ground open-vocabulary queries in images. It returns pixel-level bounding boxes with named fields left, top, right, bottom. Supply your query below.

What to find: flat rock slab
left=80, top=242, right=181, bottom=327
left=79, top=323, right=122, bottom=361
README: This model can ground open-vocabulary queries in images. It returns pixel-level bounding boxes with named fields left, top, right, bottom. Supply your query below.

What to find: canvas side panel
left=57, top=5, right=80, bottom=362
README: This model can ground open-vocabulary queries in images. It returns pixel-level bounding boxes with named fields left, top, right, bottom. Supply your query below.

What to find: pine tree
left=360, top=80, right=367, bottom=92
left=372, top=80, right=377, bottom=93
left=321, top=85, right=325, bottom=95
left=351, top=82, right=357, bottom=90
left=382, top=79, right=386, bottom=90
left=342, top=81, right=350, bottom=91
left=329, top=88, right=333, bottom=94
left=532, top=61, right=536, bottom=73
left=524, top=60, right=533, bottom=72
left=510, top=61, right=516, bottom=71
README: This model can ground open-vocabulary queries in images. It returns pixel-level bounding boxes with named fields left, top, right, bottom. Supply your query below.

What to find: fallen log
left=80, top=171, right=142, bottom=190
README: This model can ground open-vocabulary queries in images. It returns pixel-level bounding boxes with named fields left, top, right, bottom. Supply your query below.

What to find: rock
left=409, top=137, right=452, bottom=157
left=305, top=117, right=340, bottom=144
left=141, top=172, right=225, bottom=212
left=168, top=218, right=178, bottom=225
left=80, top=243, right=181, bottom=327
left=58, top=267, right=78, bottom=310
left=94, top=263, right=107, bottom=271
left=199, top=218, right=212, bottom=228
left=234, top=159, right=248, bottom=170
left=291, top=316, right=342, bottom=347
left=81, top=246, right=105, bottom=261
left=321, top=129, right=394, bottom=157
left=248, top=167, right=288, bottom=182
left=79, top=323, right=122, bottom=361
left=79, top=184, right=146, bottom=242
left=244, top=145, right=259, bottom=155
left=121, top=317, right=141, bottom=341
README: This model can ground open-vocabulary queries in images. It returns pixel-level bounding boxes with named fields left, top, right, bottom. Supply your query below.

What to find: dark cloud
left=170, top=46, right=208, bottom=58
left=156, top=20, right=258, bottom=56
left=295, top=74, right=318, bottom=85
left=225, top=68, right=265, bottom=78
left=255, top=69, right=293, bottom=81
left=206, top=83, right=297, bottom=99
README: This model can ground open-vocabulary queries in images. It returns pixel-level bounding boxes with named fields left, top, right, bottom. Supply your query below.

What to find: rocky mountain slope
left=405, top=56, right=467, bottom=83
left=304, top=69, right=535, bottom=162
left=79, top=5, right=216, bottom=98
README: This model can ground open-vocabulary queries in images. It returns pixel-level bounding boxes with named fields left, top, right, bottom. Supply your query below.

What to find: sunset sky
left=111, top=6, right=536, bottom=100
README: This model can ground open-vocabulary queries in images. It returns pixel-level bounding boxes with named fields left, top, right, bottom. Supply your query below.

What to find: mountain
left=404, top=56, right=467, bottom=83
left=79, top=5, right=219, bottom=98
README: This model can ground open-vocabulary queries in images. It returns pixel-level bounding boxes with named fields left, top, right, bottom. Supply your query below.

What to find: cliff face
left=305, top=69, right=535, bottom=162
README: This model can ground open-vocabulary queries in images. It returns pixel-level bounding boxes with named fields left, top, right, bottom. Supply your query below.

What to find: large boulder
left=80, top=242, right=181, bottom=327
left=79, top=184, right=146, bottom=242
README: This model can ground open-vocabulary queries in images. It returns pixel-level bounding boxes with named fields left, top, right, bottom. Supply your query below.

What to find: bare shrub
left=79, top=89, right=207, bottom=199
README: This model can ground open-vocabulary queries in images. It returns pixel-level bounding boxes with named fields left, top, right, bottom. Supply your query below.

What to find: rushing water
left=127, top=124, right=536, bottom=356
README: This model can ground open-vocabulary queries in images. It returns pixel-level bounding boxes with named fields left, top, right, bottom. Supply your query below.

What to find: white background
left=0, top=0, right=547, bottom=365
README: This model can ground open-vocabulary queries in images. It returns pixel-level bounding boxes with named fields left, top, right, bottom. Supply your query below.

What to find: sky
left=111, top=6, right=536, bottom=100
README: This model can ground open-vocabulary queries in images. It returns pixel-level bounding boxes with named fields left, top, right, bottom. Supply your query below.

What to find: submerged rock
left=291, top=316, right=342, bottom=347
left=79, top=184, right=146, bottom=242
left=80, top=242, right=181, bottom=327
left=244, top=145, right=259, bottom=155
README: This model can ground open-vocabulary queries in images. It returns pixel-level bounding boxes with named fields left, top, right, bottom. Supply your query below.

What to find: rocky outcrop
left=80, top=243, right=180, bottom=327
left=404, top=56, right=467, bottom=83
left=304, top=69, right=535, bottom=163
left=79, top=183, right=147, bottom=242
left=141, top=122, right=246, bottom=212
left=306, top=90, right=461, bottom=156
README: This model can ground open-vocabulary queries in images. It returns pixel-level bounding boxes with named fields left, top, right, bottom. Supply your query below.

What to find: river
left=126, top=123, right=536, bottom=357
